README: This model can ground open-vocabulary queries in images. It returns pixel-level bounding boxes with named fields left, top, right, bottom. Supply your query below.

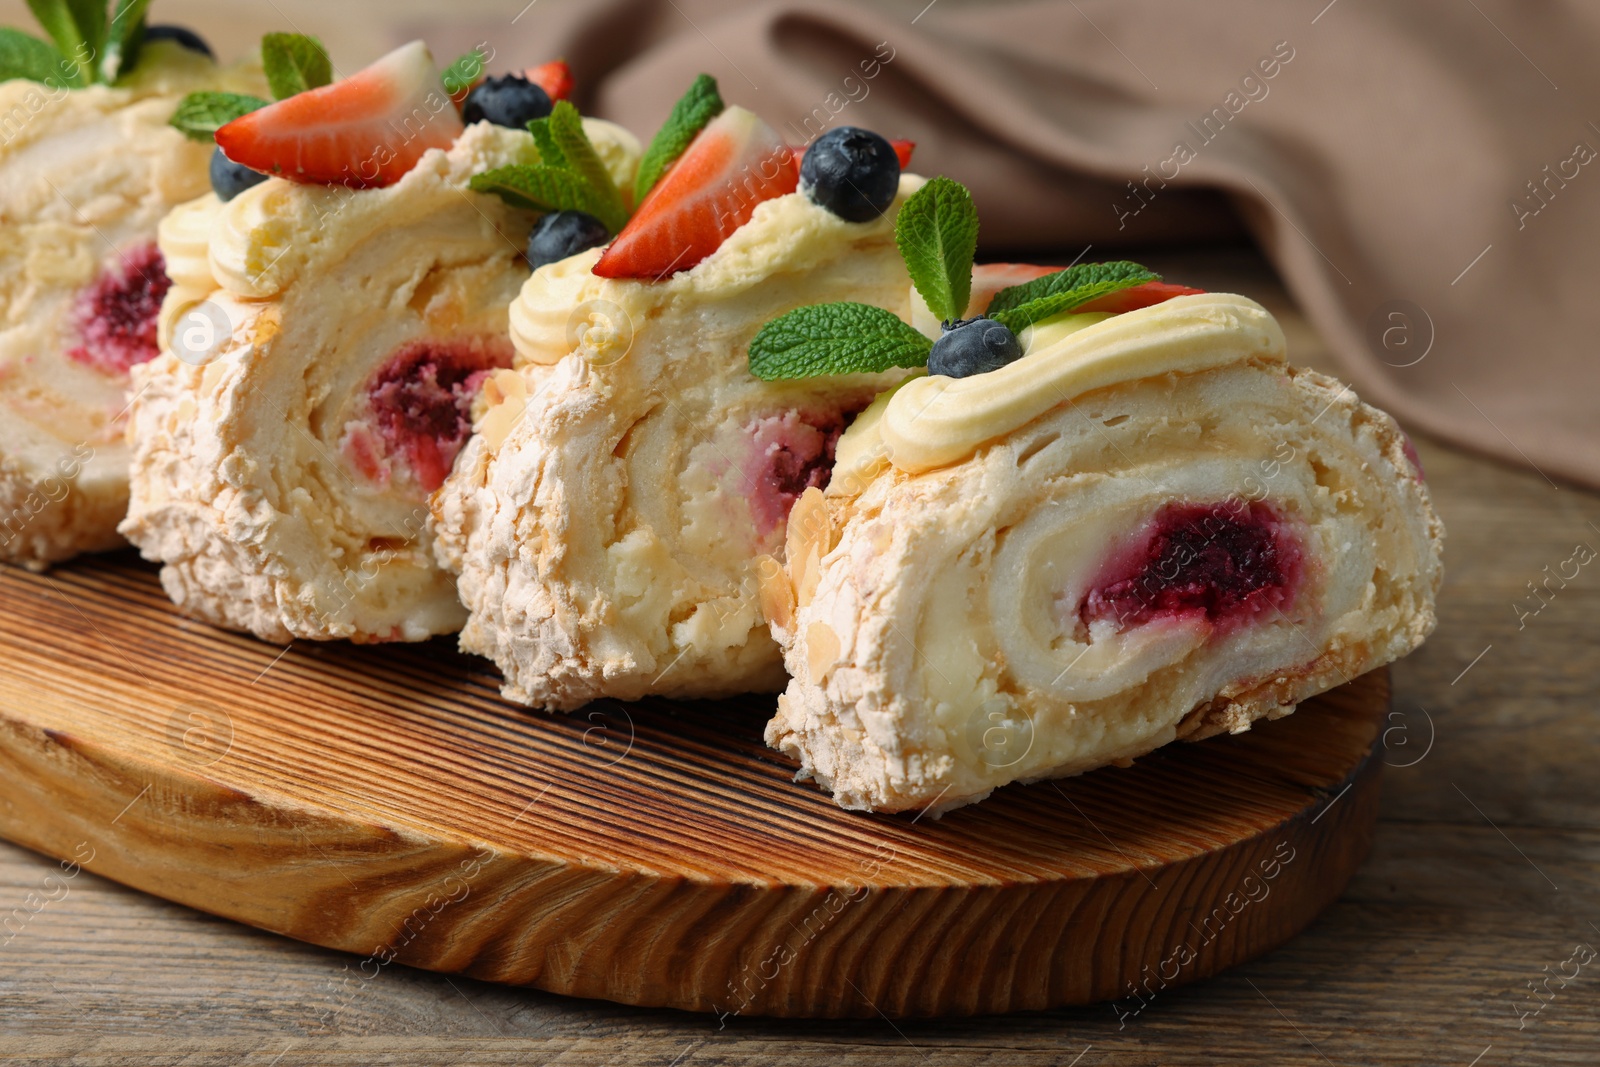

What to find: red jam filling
left=1081, top=501, right=1303, bottom=634
left=359, top=336, right=513, bottom=492
left=743, top=409, right=852, bottom=537
left=67, top=243, right=172, bottom=375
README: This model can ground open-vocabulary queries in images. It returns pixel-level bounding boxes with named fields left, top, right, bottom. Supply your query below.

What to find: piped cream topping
left=158, top=192, right=222, bottom=289
left=505, top=173, right=929, bottom=370
left=509, top=247, right=606, bottom=365
left=203, top=118, right=641, bottom=300
left=847, top=293, right=1286, bottom=476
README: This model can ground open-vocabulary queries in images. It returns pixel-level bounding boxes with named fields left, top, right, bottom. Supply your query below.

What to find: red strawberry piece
left=593, top=106, right=797, bottom=280
left=1073, top=280, right=1205, bottom=314
left=525, top=59, right=574, bottom=101
left=786, top=136, right=915, bottom=181
left=216, top=41, right=463, bottom=190
left=969, top=262, right=1057, bottom=316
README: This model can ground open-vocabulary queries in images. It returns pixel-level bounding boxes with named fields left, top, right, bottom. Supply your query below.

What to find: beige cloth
left=411, top=0, right=1600, bottom=489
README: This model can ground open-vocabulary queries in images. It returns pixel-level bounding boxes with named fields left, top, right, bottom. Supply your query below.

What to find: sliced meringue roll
left=0, top=43, right=263, bottom=570
left=433, top=177, right=923, bottom=709
left=120, top=120, right=643, bottom=642
left=764, top=293, right=1445, bottom=814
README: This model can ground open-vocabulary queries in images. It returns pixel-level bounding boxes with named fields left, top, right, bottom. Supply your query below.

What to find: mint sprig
left=745, top=176, right=1172, bottom=382
left=261, top=32, right=331, bottom=100
left=441, top=49, right=485, bottom=97
left=169, top=91, right=271, bottom=140
left=524, top=113, right=562, bottom=167
left=894, top=176, right=978, bottom=324
left=26, top=0, right=98, bottom=84
left=749, top=303, right=933, bottom=381
left=547, top=100, right=627, bottom=227
left=633, top=73, right=724, bottom=204
left=168, top=32, right=329, bottom=143
left=0, top=27, right=68, bottom=84
left=5, top=0, right=153, bottom=86
left=985, top=261, right=1158, bottom=332
left=471, top=100, right=629, bottom=232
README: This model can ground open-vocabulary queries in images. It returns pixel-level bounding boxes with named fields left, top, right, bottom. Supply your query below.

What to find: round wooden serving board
left=0, top=555, right=1387, bottom=1019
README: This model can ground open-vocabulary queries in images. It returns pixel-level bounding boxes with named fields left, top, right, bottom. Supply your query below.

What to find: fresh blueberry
left=143, top=25, right=215, bottom=59
left=800, top=126, right=901, bottom=223
left=526, top=211, right=610, bottom=270
left=463, top=74, right=553, bottom=129
left=210, top=147, right=268, bottom=202
left=927, top=317, right=1024, bottom=378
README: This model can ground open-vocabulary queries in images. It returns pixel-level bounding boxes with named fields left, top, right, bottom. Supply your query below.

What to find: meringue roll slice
left=433, top=171, right=923, bottom=710
left=0, top=42, right=263, bottom=570
left=120, top=113, right=644, bottom=642
left=763, top=294, right=1444, bottom=814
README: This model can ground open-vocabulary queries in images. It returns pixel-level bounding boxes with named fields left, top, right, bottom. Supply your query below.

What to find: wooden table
left=2, top=249, right=1596, bottom=1065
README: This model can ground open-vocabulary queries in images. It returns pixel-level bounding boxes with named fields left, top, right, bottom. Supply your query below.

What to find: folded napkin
left=412, top=0, right=1600, bottom=489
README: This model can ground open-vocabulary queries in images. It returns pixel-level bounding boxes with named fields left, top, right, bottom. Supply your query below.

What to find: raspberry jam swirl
left=1081, top=501, right=1304, bottom=635
left=347, top=336, right=514, bottom=493
left=67, top=243, right=172, bottom=375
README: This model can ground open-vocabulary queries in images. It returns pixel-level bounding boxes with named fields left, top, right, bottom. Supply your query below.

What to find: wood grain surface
left=0, top=546, right=1386, bottom=1020
left=0, top=252, right=1595, bottom=1065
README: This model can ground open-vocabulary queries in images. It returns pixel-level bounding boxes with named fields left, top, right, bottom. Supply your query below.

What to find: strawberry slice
left=593, top=106, right=797, bottom=280
left=787, top=136, right=914, bottom=181
left=1074, top=280, right=1205, bottom=314
left=526, top=59, right=574, bottom=101
left=216, top=41, right=464, bottom=190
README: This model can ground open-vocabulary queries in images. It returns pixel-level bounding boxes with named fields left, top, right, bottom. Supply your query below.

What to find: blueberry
left=927, top=317, right=1024, bottom=378
left=800, top=126, right=901, bottom=223
left=143, top=25, right=215, bottom=59
left=210, top=147, right=268, bottom=202
left=526, top=211, right=610, bottom=270
left=463, top=75, right=553, bottom=129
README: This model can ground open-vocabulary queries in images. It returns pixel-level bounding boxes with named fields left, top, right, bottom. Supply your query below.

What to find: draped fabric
left=412, top=0, right=1600, bottom=488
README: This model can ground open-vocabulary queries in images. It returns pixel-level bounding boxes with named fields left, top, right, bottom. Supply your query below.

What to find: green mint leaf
left=989, top=281, right=1146, bottom=332
left=633, top=72, right=723, bottom=203
left=470, top=164, right=624, bottom=227
left=748, top=302, right=932, bottom=381
left=441, top=49, right=485, bottom=96
left=64, top=0, right=104, bottom=60
left=25, top=0, right=95, bottom=84
left=524, top=115, right=564, bottom=168
left=547, top=100, right=627, bottom=231
left=985, top=261, right=1158, bottom=331
left=101, top=0, right=148, bottom=83
left=895, top=176, right=978, bottom=325
left=985, top=261, right=1159, bottom=314
left=0, top=27, right=68, bottom=85
left=261, top=32, right=331, bottom=100
left=169, top=91, right=270, bottom=141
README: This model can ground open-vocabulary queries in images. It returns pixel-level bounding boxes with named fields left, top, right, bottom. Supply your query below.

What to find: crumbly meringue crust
left=765, top=360, right=1444, bottom=814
